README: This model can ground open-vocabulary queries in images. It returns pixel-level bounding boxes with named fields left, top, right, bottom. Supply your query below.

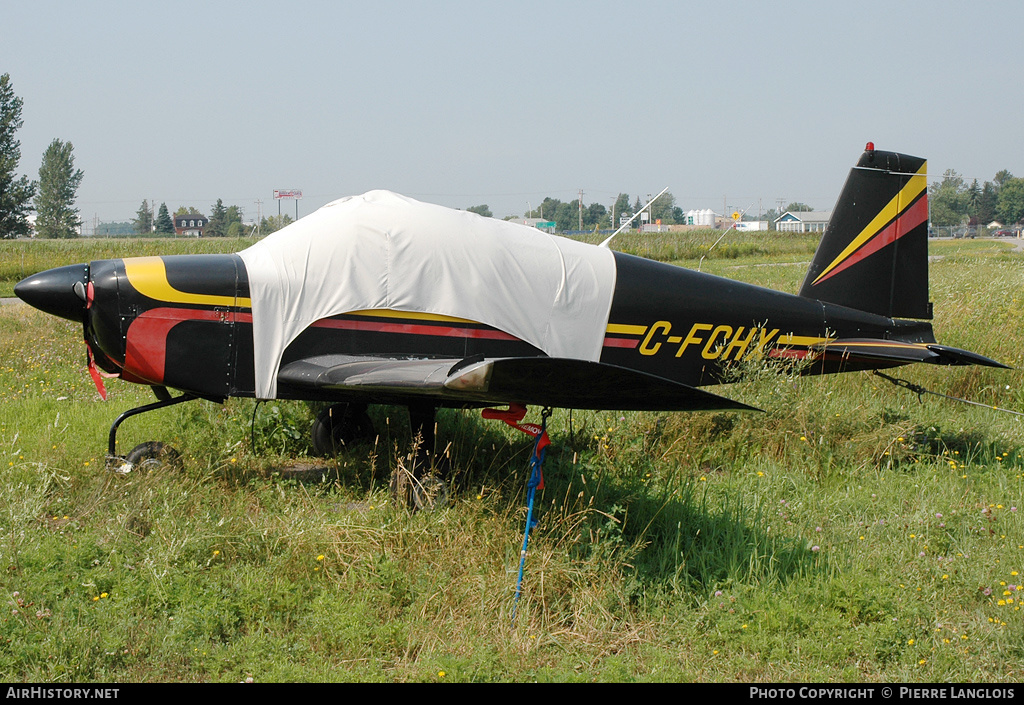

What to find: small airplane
left=15, top=143, right=1007, bottom=495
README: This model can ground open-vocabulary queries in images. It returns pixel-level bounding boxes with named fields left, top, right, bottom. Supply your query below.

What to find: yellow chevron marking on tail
left=811, top=162, right=927, bottom=285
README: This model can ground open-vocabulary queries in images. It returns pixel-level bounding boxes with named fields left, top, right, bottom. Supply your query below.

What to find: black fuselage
left=16, top=250, right=933, bottom=407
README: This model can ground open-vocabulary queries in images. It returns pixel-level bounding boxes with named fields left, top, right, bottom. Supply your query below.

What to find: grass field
left=0, top=234, right=1021, bottom=682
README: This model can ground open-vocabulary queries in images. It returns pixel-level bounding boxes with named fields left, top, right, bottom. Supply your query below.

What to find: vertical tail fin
left=799, top=144, right=931, bottom=319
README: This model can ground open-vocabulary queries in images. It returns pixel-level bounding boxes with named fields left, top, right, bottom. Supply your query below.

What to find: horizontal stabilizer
left=278, top=354, right=760, bottom=412
left=811, top=339, right=939, bottom=364
left=810, top=339, right=1009, bottom=369
left=924, top=344, right=1010, bottom=368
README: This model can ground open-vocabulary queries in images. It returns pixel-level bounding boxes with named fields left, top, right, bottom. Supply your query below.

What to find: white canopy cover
left=237, top=191, right=617, bottom=399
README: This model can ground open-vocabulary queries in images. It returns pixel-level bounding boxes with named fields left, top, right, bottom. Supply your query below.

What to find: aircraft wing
left=810, top=339, right=1009, bottom=368
left=277, top=354, right=760, bottom=412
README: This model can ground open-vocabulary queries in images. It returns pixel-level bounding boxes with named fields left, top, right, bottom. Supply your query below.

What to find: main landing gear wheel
left=115, top=441, right=182, bottom=475
left=389, top=403, right=451, bottom=511
left=390, top=468, right=449, bottom=512
left=311, top=403, right=375, bottom=457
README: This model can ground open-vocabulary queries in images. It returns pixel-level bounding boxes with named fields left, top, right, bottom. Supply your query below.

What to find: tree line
left=468, top=195, right=816, bottom=232
left=0, top=73, right=290, bottom=241
left=928, top=169, right=1024, bottom=229
left=129, top=199, right=290, bottom=238
left=0, top=73, right=83, bottom=239
left=111, top=201, right=293, bottom=238
left=465, top=192, right=687, bottom=232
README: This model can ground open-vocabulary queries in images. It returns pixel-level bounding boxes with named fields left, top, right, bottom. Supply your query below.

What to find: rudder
left=798, top=144, right=931, bottom=319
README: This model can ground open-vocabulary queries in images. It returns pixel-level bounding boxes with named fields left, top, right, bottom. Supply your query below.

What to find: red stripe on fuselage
left=315, top=316, right=640, bottom=350
left=123, top=308, right=252, bottom=384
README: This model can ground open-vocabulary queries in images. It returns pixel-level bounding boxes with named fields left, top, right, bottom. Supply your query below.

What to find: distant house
left=173, top=214, right=208, bottom=237
left=775, top=210, right=832, bottom=233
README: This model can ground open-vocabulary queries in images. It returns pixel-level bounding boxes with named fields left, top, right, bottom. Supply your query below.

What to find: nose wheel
left=115, top=441, right=182, bottom=474
left=105, top=389, right=199, bottom=472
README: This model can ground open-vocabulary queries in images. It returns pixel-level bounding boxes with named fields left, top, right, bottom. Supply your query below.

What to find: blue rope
left=512, top=409, right=549, bottom=626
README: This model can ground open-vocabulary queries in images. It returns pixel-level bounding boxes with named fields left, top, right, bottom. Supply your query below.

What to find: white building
left=775, top=211, right=831, bottom=233
left=684, top=209, right=717, bottom=227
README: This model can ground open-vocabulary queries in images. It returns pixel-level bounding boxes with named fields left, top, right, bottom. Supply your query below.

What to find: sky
left=4, top=0, right=1023, bottom=227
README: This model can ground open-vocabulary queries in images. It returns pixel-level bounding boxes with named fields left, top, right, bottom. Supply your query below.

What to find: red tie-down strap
left=481, top=403, right=549, bottom=489
left=82, top=280, right=117, bottom=400
left=85, top=341, right=108, bottom=401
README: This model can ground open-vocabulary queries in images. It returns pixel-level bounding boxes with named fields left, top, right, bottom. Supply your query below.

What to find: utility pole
left=578, top=189, right=584, bottom=231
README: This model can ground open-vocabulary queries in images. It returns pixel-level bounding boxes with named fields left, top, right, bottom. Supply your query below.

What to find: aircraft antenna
left=599, top=186, right=669, bottom=248
left=697, top=202, right=754, bottom=272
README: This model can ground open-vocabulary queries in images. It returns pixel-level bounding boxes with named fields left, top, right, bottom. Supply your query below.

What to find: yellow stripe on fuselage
left=811, top=162, right=927, bottom=285
left=123, top=256, right=251, bottom=308
left=346, top=309, right=478, bottom=324
left=820, top=340, right=925, bottom=350
left=606, top=323, right=648, bottom=336
left=776, top=333, right=834, bottom=347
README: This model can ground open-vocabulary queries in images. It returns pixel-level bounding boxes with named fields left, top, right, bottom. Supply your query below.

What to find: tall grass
left=574, top=228, right=820, bottom=265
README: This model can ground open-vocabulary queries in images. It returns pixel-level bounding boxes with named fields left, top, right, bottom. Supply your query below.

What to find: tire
left=118, top=441, right=182, bottom=474
left=311, top=403, right=375, bottom=457
left=389, top=468, right=448, bottom=512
